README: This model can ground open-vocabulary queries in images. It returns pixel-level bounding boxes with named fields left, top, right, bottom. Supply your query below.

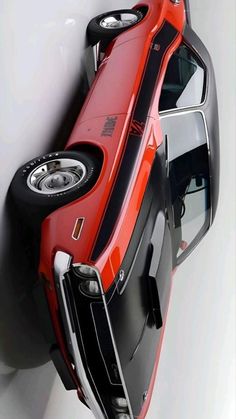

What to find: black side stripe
left=91, top=21, right=179, bottom=261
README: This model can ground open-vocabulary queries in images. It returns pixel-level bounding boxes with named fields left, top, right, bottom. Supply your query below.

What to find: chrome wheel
left=10, top=150, right=99, bottom=224
left=27, top=158, right=87, bottom=195
left=99, top=13, right=139, bottom=29
left=87, top=9, right=143, bottom=46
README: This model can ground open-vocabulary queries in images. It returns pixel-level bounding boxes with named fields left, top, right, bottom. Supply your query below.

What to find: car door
left=159, top=41, right=211, bottom=266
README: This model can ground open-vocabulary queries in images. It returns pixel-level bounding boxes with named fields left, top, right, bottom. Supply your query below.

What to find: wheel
left=87, top=9, right=143, bottom=46
left=10, top=150, right=100, bottom=223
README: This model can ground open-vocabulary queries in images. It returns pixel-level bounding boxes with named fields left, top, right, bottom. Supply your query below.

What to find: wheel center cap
left=50, top=173, right=65, bottom=187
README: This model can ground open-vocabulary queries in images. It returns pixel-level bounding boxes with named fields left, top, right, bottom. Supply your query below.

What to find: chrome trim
left=72, top=217, right=85, bottom=241
left=159, top=101, right=206, bottom=116
left=93, top=42, right=100, bottom=73
left=54, top=251, right=106, bottom=419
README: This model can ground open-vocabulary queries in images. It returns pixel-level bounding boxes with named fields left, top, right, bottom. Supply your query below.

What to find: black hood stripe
left=91, top=21, right=179, bottom=261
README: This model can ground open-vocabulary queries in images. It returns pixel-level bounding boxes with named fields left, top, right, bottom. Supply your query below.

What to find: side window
left=160, top=111, right=211, bottom=264
left=159, top=44, right=206, bottom=112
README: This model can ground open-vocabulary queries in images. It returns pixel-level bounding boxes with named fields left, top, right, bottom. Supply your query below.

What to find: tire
left=10, top=150, right=100, bottom=224
left=87, top=9, right=143, bottom=46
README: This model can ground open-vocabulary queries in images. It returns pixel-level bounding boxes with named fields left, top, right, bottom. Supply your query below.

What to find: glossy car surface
left=10, top=0, right=219, bottom=418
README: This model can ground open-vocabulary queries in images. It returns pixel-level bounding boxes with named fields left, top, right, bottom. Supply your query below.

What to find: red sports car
left=10, top=1, right=219, bottom=418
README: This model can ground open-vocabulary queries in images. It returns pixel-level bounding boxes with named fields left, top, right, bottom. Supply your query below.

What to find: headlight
left=80, top=279, right=101, bottom=297
left=112, top=397, right=128, bottom=410
left=74, top=265, right=97, bottom=278
left=73, top=264, right=101, bottom=298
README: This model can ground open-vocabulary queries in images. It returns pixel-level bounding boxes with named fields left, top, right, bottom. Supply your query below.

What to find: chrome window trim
left=160, top=108, right=210, bottom=149
left=54, top=252, right=107, bottom=419
left=159, top=99, right=207, bottom=116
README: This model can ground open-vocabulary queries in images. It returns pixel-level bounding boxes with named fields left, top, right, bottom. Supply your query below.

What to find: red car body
left=40, top=0, right=184, bottom=398
left=10, top=0, right=219, bottom=417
